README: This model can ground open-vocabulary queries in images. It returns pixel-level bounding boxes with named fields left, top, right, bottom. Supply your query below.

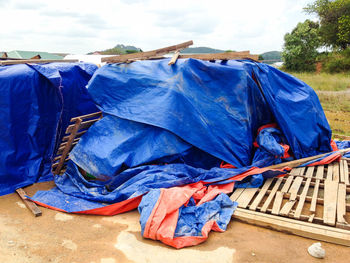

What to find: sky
left=0, top=0, right=315, bottom=54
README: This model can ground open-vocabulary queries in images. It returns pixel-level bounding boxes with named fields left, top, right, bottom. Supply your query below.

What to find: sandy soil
left=1, top=181, right=349, bottom=263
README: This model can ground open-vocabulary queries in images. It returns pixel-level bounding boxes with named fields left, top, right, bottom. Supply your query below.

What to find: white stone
left=308, top=242, right=325, bottom=259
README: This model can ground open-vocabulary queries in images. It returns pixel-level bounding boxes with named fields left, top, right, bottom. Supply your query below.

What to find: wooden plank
left=261, top=178, right=283, bottom=212
left=178, top=52, right=259, bottom=61
left=232, top=208, right=350, bottom=246
left=279, top=176, right=303, bottom=216
left=323, top=180, right=339, bottom=226
left=294, top=177, right=312, bottom=219
left=279, top=200, right=296, bottom=216
left=70, top=111, right=102, bottom=122
left=168, top=50, right=180, bottom=65
left=16, top=188, right=42, bottom=217
left=230, top=188, right=245, bottom=202
left=249, top=178, right=273, bottom=211
left=315, top=165, right=324, bottom=180
left=344, top=160, right=349, bottom=185
left=305, top=166, right=315, bottom=178
left=236, top=188, right=258, bottom=208
left=310, top=179, right=320, bottom=213
left=327, top=163, right=333, bottom=180
left=337, top=183, right=347, bottom=224
left=66, top=118, right=98, bottom=133
left=62, top=130, right=87, bottom=142
left=280, top=175, right=294, bottom=192
left=102, top=41, right=193, bottom=63
left=290, top=167, right=302, bottom=175
left=333, top=162, right=340, bottom=182
left=271, top=191, right=284, bottom=215
left=0, top=59, right=78, bottom=65
left=266, top=148, right=350, bottom=170
left=288, top=176, right=304, bottom=201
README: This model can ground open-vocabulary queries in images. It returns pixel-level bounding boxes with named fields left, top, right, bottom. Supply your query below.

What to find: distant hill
left=91, top=44, right=238, bottom=55
left=89, top=44, right=142, bottom=55
left=181, top=47, right=226, bottom=54
left=259, top=51, right=282, bottom=62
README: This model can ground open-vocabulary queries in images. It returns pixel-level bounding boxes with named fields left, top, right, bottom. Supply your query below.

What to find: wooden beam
left=168, top=50, right=181, bottom=65
left=0, top=59, right=78, bottom=65
left=101, top=41, right=193, bottom=63
left=179, top=52, right=259, bottom=61
left=266, top=148, right=350, bottom=170
left=16, top=188, right=42, bottom=217
left=232, top=208, right=350, bottom=246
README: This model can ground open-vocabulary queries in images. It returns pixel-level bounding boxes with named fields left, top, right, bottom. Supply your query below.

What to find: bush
left=323, top=49, right=350, bottom=73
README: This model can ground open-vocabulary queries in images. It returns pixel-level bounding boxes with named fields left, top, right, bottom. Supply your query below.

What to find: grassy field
left=291, top=72, right=350, bottom=91
left=287, top=72, right=350, bottom=136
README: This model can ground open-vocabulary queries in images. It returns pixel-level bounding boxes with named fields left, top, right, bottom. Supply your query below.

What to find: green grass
left=284, top=71, right=350, bottom=136
left=289, top=72, right=350, bottom=91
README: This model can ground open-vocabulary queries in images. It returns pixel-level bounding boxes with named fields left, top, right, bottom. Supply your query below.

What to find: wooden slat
left=0, top=59, right=78, bottom=65
left=102, top=41, right=193, bottom=63
left=316, top=165, right=324, bottom=180
left=249, top=178, right=273, bottom=211
left=333, top=162, right=340, bottom=182
left=280, top=175, right=294, bottom=192
left=16, top=188, right=42, bottom=217
left=232, top=208, right=350, bottom=246
left=310, top=179, right=320, bottom=213
left=294, top=177, right=312, bottom=219
left=168, top=50, right=180, bottom=65
left=66, top=118, right=97, bottom=133
left=178, top=52, right=259, bottom=61
left=70, top=111, right=102, bottom=122
left=261, top=178, right=283, bottom=212
left=230, top=188, right=245, bottom=202
left=305, top=166, right=315, bottom=178
left=279, top=176, right=303, bottom=216
left=271, top=191, right=284, bottom=215
left=56, top=139, right=79, bottom=155
left=344, top=160, right=349, bottom=185
left=327, top=163, right=333, bottom=180
left=288, top=176, right=304, bottom=201
left=62, top=130, right=87, bottom=142
left=337, top=183, right=347, bottom=224
left=324, top=180, right=339, bottom=226
left=236, top=188, right=259, bottom=208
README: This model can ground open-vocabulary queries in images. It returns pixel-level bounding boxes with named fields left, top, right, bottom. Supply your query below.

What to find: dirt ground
left=1, top=182, right=349, bottom=263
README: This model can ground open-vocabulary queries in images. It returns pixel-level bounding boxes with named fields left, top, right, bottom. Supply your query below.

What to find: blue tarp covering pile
left=29, top=58, right=342, bottom=248
left=0, top=62, right=98, bottom=196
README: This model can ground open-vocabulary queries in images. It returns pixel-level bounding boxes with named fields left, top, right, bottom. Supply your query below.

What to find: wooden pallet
left=52, top=111, right=102, bottom=175
left=231, top=160, right=350, bottom=246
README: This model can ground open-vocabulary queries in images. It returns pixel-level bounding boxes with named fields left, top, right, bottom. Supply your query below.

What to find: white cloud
left=0, top=0, right=314, bottom=54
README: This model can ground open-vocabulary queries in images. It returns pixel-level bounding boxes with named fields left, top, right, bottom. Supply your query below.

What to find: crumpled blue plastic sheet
left=0, top=62, right=98, bottom=196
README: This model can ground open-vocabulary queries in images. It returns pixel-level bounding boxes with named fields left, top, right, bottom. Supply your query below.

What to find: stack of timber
left=101, top=40, right=260, bottom=64
left=231, top=156, right=350, bottom=246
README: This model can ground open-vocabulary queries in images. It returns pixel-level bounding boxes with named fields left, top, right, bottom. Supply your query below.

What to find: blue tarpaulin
left=29, top=58, right=344, bottom=248
left=0, top=62, right=98, bottom=196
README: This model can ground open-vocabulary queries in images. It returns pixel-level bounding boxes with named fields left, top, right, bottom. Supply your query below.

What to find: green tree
left=282, top=20, right=321, bottom=71
left=305, top=0, right=350, bottom=49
